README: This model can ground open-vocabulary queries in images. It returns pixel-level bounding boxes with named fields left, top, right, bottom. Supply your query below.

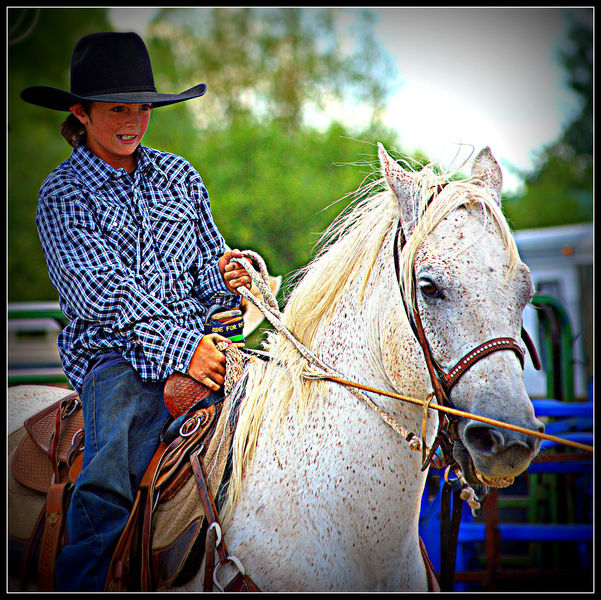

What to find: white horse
left=9, top=144, right=543, bottom=592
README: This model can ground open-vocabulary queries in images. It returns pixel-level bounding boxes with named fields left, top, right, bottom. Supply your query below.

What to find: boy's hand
left=188, top=333, right=231, bottom=391
left=219, top=249, right=252, bottom=294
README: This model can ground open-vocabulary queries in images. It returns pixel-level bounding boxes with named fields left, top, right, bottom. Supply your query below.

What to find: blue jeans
left=54, top=356, right=169, bottom=591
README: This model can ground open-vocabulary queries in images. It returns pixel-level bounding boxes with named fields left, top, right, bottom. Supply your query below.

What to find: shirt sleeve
left=36, top=195, right=205, bottom=376
left=187, top=169, right=238, bottom=310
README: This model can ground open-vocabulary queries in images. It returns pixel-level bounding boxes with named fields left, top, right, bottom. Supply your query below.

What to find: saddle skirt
left=11, top=392, right=83, bottom=494
left=9, top=376, right=245, bottom=592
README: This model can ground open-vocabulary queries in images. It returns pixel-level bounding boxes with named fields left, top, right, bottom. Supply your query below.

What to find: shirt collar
left=136, top=146, right=166, bottom=184
left=70, top=145, right=164, bottom=190
left=70, top=145, right=117, bottom=190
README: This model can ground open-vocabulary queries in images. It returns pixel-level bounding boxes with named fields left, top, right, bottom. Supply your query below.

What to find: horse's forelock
left=399, top=175, right=519, bottom=309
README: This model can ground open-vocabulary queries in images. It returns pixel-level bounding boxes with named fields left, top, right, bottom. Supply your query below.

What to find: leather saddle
left=11, top=392, right=83, bottom=494
left=11, top=367, right=438, bottom=592
left=10, top=373, right=257, bottom=593
left=10, top=392, right=85, bottom=590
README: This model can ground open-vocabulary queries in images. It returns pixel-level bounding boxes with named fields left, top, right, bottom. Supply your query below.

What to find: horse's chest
left=224, top=397, right=421, bottom=587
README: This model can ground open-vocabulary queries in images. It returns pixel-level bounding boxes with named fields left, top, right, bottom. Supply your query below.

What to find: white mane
left=222, top=158, right=519, bottom=521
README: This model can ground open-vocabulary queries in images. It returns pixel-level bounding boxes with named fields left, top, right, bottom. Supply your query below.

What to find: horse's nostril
left=464, top=425, right=505, bottom=455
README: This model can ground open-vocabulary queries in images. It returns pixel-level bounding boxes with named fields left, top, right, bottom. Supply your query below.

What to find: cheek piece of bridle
left=392, top=219, right=542, bottom=474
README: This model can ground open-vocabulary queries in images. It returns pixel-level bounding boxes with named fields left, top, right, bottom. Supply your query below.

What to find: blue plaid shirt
left=36, top=144, right=236, bottom=393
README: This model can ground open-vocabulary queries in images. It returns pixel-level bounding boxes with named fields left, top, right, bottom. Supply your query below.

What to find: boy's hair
left=61, top=101, right=91, bottom=147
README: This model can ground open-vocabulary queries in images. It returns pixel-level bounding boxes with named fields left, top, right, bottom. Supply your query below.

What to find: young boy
left=21, top=31, right=251, bottom=590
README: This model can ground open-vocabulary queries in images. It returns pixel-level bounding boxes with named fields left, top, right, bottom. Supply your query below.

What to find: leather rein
left=392, top=206, right=541, bottom=591
left=392, top=217, right=541, bottom=473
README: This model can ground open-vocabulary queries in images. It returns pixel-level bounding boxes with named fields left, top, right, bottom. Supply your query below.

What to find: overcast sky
left=368, top=7, right=588, bottom=192
left=110, top=7, right=590, bottom=193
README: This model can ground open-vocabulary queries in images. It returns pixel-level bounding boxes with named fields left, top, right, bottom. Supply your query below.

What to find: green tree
left=8, top=8, right=114, bottom=301
left=145, top=99, right=398, bottom=280
left=146, top=7, right=395, bottom=130
left=504, top=10, right=592, bottom=229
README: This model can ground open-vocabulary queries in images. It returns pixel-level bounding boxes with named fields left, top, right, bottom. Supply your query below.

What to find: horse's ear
left=378, top=143, right=418, bottom=238
left=471, top=146, right=503, bottom=206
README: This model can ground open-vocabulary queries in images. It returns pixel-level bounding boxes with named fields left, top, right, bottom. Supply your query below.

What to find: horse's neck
left=316, top=231, right=434, bottom=418
left=222, top=367, right=429, bottom=589
left=219, top=235, right=432, bottom=590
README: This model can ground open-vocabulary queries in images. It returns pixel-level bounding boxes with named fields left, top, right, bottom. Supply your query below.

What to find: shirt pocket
left=94, top=203, right=138, bottom=262
left=95, top=204, right=132, bottom=234
left=148, top=199, right=199, bottom=267
left=61, top=203, right=97, bottom=232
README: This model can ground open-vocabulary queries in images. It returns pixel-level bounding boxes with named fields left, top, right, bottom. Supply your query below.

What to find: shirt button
left=177, top=363, right=184, bottom=370
left=149, top=291, right=156, bottom=297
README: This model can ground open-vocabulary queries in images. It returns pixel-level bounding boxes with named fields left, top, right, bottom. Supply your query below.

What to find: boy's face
left=70, top=101, right=152, bottom=171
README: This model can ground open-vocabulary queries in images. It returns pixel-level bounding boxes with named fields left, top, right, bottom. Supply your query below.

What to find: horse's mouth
left=452, top=439, right=514, bottom=489
left=474, top=470, right=514, bottom=488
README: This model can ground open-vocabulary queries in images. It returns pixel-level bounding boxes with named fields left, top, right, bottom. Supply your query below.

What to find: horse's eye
left=419, top=280, right=442, bottom=299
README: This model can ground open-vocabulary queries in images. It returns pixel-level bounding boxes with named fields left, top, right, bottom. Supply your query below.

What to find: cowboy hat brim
left=20, top=83, right=207, bottom=111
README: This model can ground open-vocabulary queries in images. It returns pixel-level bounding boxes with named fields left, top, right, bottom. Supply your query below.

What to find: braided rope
left=216, top=340, right=252, bottom=397
left=232, top=251, right=426, bottom=453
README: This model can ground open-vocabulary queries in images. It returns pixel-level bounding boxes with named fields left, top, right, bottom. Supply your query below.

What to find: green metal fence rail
left=8, top=302, right=70, bottom=387
left=530, top=293, right=575, bottom=402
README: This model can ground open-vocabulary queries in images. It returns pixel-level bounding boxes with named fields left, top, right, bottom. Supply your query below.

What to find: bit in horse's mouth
left=473, top=469, right=514, bottom=488
left=452, top=439, right=515, bottom=489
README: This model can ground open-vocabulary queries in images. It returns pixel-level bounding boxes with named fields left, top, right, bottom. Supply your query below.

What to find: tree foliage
left=8, top=8, right=114, bottom=301
left=503, top=10, right=592, bottom=229
left=8, top=7, right=399, bottom=303
left=146, top=113, right=397, bottom=278
left=146, top=7, right=395, bottom=130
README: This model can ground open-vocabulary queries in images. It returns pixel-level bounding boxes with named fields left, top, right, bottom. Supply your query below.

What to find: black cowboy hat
left=21, top=31, right=206, bottom=111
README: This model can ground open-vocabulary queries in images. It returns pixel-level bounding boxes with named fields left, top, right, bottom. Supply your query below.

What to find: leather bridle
left=391, top=213, right=541, bottom=472
left=391, top=200, right=542, bottom=591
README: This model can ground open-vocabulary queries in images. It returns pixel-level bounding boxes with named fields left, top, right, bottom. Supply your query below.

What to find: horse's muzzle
left=458, top=417, right=545, bottom=483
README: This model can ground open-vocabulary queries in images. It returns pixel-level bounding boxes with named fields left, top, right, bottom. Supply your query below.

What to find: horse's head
left=379, top=144, right=544, bottom=487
